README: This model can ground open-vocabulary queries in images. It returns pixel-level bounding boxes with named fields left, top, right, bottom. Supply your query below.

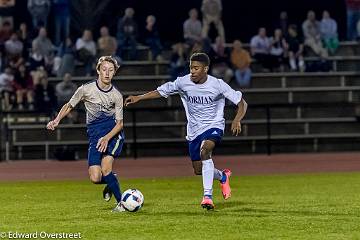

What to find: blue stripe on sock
left=220, top=172, right=227, bottom=184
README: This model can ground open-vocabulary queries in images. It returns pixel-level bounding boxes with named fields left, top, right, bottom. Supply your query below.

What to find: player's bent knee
left=192, top=161, right=202, bottom=175
left=200, top=148, right=211, bottom=160
left=89, top=173, right=101, bottom=183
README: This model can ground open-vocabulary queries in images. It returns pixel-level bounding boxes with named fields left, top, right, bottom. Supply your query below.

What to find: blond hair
left=96, top=56, right=120, bottom=72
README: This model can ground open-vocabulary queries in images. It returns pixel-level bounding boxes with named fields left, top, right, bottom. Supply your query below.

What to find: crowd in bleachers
left=0, top=0, right=358, bottom=113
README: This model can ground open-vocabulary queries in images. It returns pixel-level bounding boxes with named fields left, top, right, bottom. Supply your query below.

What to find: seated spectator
left=270, top=29, right=287, bottom=71
left=210, top=36, right=233, bottom=83
left=231, top=40, right=252, bottom=88
left=76, top=29, right=96, bottom=76
left=320, top=10, right=339, bottom=55
left=34, top=70, right=57, bottom=115
left=302, top=10, right=328, bottom=58
left=27, top=0, right=51, bottom=29
left=0, top=66, right=14, bottom=110
left=286, top=25, right=305, bottom=72
left=57, top=37, right=75, bottom=77
left=183, top=8, right=202, bottom=48
left=143, top=15, right=162, bottom=61
left=13, top=64, right=34, bottom=110
left=28, top=42, right=46, bottom=73
left=55, top=73, right=77, bottom=122
left=250, top=27, right=276, bottom=71
left=169, top=43, right=188, bottom=80
left=32, top=27, right=55, bottom=72
left=5, top=32, right=23, bottom=60
left=0, top=21, right=12, bottom=48
left=117, top=7, right=138, bottom=60
left=97, top=26, right=117, bottom=57
left=17, top=22, right=32, bottom=59
left=201, top=0, right=225, bottom=42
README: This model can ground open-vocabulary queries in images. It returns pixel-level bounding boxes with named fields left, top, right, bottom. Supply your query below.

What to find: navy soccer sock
left=103, top=172, right=122, bottom=202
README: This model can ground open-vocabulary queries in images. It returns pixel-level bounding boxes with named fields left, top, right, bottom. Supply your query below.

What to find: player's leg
left=88, top=165, right=103, bottom=183
left=200, top=140, right=216, bottom=209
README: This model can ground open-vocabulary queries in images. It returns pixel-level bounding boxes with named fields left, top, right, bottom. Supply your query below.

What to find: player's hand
left=124, top=95, right=140, bottom=106
left=46, top=119, right=59, bottom=131
left=231, top=121, right=241, bottom=136
left=96, top=137, right=109, bottom=152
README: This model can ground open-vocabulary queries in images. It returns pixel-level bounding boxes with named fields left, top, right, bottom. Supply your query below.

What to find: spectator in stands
left=210, top=36, right=233, bottom=83
left=302, top=10, right=328, bottom=59
left=143, top=15, right=163, bottom=61
left=270, top=29, right=287, bottom=71
left=201, top=0, right=225, bottom=42
left=183, top=8, right=202, bottom=48
left=28, top=42, right=45, bottom=73
left=57, top=37, right=75, bottom=77
left=0, top=0, right=15, bottom=29
left=17, top=22, right=32, bottom=59
left=320, top=10, right=339, bottom=55
left=97, top=26, right=117, bottom=57
left=0, top=21, right=12, bottom=48
left=275, top=11, right=289, bottom=38
left=286, top=24, right=305, bottom=72
left=117, top=7, right=138, bottom=60
left=76, top=29, right=96, bottom=76
left=5, top=32, right=23, bottom=61
left=13, top=64, right=34, bottom=110
left=34, top=70, right=57, bottom=115
left=32, top=27, right=55, bottom=72
left=250, top=27, right=276, bottom=71
left=52, top=0, right=69, bottom=46
left=345, top=0, right=360, bottom=40
left=0, top=66, right=14, bottom=110
left=231, top=40, right=252, bottom=88
left=55, top=72, right=77, bottom=122
left=169, top=42, right=188, bottom=80
left=27, top=0, right=51, bottom=29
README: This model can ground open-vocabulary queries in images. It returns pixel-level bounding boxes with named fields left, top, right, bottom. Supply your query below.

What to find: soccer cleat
left=112, top=202, right=126, bottom=212
left=201, top=196, right=215, bottom=210
left=103, top=185, right=112, bottom=202
left=220, top=169, right=232, bottom=200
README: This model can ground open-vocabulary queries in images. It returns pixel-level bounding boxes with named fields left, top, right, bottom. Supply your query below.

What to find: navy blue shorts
left=87, top=119, right=125, bottom=166
left=188, top=128, right=223, bottom=161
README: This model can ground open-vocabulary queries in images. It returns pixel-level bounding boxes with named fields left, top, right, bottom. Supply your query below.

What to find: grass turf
left=0, top=173, right=360, bottom=240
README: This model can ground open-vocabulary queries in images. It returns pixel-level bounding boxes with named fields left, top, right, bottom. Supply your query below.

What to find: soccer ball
left=121, top=189, right=144, bottom=212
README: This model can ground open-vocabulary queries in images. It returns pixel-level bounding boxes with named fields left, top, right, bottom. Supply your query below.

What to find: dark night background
left=12, top=0, right=347, bottom=44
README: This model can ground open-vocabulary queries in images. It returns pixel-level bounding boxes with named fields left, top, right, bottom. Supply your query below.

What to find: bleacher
left=2, top=42, right=360, bottom=160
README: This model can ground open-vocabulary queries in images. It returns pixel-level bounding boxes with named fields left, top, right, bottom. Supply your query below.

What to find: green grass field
left=1, top=173, right=360, bottom=240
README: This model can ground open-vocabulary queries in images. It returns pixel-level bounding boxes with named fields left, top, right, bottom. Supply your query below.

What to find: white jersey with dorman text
left=68, top=80, right=123, bottom=125
left=157, top=74, right=242, bottom=141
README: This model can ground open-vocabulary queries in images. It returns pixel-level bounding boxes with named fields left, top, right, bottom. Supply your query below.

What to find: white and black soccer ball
left=121, top=189, right=144, bottom=212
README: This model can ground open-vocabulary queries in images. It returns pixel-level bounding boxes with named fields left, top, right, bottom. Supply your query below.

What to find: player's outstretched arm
left=125, top=90, right=162, bottom=106
left=46, top=103, right=73, bottom=130
left=231, top=99, right=248, bottom=136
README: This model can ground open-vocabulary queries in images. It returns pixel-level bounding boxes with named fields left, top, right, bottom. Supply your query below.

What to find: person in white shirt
left=125, top=52, right=248, bottom=210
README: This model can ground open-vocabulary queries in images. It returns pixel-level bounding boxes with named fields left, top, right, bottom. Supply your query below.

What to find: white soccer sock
left=202, top=159, right=214, bottom=196
left=213, top=168, right=223, bottom=180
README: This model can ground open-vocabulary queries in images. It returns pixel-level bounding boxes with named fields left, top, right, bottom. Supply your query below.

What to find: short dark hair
left=190, top=52, right=210, bottom=66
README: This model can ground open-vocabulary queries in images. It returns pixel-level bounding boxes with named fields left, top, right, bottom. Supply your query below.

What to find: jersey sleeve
left=115, top=92, right=123, bottom=121
left=156, top=77, right=180, bottom=98
left=219, top=80, right=243, bottom=105
left=68, top=85, right=84, bottom=108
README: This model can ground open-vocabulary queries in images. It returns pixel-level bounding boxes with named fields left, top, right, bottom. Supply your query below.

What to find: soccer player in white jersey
left=46, top=56, right=126, bottom=212
left=125, top=52, right=247, bottom=210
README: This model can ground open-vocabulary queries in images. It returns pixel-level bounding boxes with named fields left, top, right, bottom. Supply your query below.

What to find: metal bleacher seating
left=2, top=42, right=360, bottom=160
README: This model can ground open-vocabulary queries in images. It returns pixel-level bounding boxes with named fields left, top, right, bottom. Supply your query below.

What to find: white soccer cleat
left=112, top=202, right=126, bottom=213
